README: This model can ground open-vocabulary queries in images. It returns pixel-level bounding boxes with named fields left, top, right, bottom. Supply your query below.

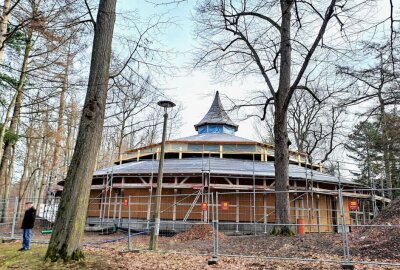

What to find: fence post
left=216, top=192, right=219, bottom=255
left=338, top=188, right=353, bottom=269
left=128, top=196, right=131, bottom=251
left=11, top=197, right=18, bottom=239
left=208, top=192, right=218, bottom=265
left=212, top=193, right=216, bottom=256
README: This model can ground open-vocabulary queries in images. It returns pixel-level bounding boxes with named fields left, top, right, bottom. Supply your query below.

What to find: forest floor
left=1, top=198, right=399, bottom=269
left=1, top=231, right=399, bottom=270
left=0, top=241, right=382, bottom=270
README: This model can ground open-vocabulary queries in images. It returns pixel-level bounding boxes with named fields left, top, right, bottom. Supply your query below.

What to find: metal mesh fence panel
left=214, top=189, right=400, bottom=268
left=124, top=192, right=215, bottom=254
left=1, top=188, right=400, bottom=268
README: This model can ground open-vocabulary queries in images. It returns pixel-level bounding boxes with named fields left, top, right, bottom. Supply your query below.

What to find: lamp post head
left=157, top=100, right=176, bottom=109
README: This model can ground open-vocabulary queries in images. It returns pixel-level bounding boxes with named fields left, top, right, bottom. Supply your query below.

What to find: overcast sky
left=119, top=0, right=265, bottom=140
left=112, top=0, right=400, bottom=179
left=119, top=0, right=398, bottom=143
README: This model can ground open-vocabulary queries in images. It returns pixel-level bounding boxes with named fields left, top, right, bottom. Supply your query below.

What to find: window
left=204, top=144, right=219, bottom=151
left=208, top=125, right=223, bottom=133
left=223, top=126, right=235, bottom=135
left=198, top=126, right=207, bottom=134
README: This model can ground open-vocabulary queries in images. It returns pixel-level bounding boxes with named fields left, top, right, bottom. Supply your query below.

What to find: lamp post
left=149, top=100, right=175, bottom=250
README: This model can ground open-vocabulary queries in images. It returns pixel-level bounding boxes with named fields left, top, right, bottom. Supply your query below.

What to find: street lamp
left=149, top=100, right=176, bottom=250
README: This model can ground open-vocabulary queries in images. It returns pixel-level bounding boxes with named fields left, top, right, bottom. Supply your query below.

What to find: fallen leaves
left=173, top=224, right=227, bottom=242
left=350, top=197, right=400, bottom=260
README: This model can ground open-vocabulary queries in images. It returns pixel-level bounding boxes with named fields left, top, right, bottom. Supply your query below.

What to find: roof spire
left=194, top=91, right=238, bottom=134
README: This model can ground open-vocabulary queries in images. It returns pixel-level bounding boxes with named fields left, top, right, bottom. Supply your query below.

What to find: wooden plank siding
left=87, top=187, right=356, bottom=233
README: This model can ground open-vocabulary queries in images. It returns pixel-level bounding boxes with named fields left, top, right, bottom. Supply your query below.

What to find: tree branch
left=294, top=85, right=321, bottom=103
left=222, top=21, right=276, bottom=95
left=84, top=0, right=96, bottom=28
left=225, top=12, right=281, bottom=33
left=261, top=97, right=274, bottom=121
left=286, top=0, right=337, bottom=109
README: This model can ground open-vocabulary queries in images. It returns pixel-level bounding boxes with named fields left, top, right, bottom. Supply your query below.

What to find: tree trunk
left=0, top=92, right=17, bottom=162
left=381, top=115, right=392, bottom=198
left=64, top=102, right=77, bottom=172
left=0, top=145, right=14, bottom=222
left=50, top=52, right=70, bottom=185
left=17, top=133, right=35, bottom=219
left=274, top=105, right=291, bottom=230
left=273, top=0, right=294, bottom=235
left=118, top=116, right=126, bottom=164
left=377, top=94, right=392, bottom=199
left=0, top=0, right=11, bottom=66
left=0, top=30, right=32, bottom=221
left=35, top=125, right=50, bottom=210
left=45, top=0, right=117, bottom=261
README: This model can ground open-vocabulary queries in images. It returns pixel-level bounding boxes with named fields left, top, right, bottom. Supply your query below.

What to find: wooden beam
left=138, top=177, right=148, bottom=184
left=180, top=177, right=190, bottom=184
left=223, top=177, right=234, bottom=185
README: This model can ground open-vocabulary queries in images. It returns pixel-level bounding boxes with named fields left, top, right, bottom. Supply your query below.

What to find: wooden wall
left=87, top=188, right=355, bottom=233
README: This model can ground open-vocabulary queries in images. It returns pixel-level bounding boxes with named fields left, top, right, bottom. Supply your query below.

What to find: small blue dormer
left=194, top=91, right=238, bottom=135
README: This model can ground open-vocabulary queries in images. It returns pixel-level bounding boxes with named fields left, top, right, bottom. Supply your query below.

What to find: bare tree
left=0, top=0, right=84, bottom=220
left=339, top=42, right=400, bottom=198
left=193, top=0, right=365, bottom=234
left=287, top=88, right=345, bottom=163
left=45, top=0, right=117, bottom=261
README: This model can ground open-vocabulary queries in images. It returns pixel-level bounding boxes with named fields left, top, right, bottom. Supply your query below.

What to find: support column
left=146, top=177, right=152, bottom=227
left=156, top=148, right=160, bottom=160
left=236, top=178, right=239, bottom=232
left=294, top=181, right=298, bottom=222
left=263, top=178, right=268, bottom=233
left=173, top=177, right=177, bottom=222
left=264, top=148, right=268, bottom=162
left=316, top=183, right=321, bottom=233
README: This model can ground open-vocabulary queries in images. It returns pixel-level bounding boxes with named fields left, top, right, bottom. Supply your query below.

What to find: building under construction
left=87, top=92, right=389, bottom=233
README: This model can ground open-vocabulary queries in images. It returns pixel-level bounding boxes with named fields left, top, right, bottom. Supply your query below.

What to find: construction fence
left=1, top=188, right=400, bottom=268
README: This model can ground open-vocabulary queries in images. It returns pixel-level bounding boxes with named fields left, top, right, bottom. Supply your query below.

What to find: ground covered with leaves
left=0, top=241, right=372, bottom=270
left=1, top=234, right=398, bottom=270
left=1, top=198, right=400, bottom=269
left=350, top=197, right=400, bottom=260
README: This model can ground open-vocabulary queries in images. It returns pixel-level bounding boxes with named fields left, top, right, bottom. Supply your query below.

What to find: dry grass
left=0, top=242, right=89, bottom=269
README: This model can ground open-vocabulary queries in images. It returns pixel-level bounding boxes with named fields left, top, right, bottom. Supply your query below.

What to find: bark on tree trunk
left=64, top=102, right=78, bottom=172
left=378, top=92, right=392, bottom=199
left=35, top=125, right=50, bottom=210
left=45, top=0, right=117, bottom=261
left=17, top=134, right=35, bottom=219
left=274, top=105, right=291, bottom=231
left=381, top=120, right=392, bottom=198
left=1, top=145, right=14, bottom=222
left=50, top=51, right=70, bottom=185
left=272, top=0, right=294, bottom=235
left=0, top=92, right=17, bottom=161
left=0, top=31, right=32, bottom=221
left=118, top=117, right=126, bottom=164
left=0, top=0, right=11, bottom=66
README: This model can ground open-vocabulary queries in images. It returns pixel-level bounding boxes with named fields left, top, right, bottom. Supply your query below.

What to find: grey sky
left=120, top=0, right=399, bottom=144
